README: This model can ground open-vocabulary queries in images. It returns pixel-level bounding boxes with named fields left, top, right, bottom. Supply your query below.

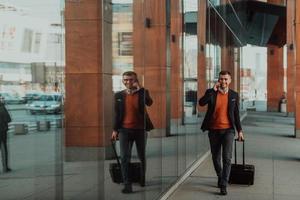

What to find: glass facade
left=0, top=0, right=263, bottom=199
left=0, top=0, right=65, bottom=199
left=240, top=45, right=268, bottom=111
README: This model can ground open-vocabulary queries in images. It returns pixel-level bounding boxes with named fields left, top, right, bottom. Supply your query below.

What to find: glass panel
left=161, top=0, right=179, bottom=192
left=177, top=0, right=186, bottom=176
left=182, top=0, right=198, bottom=168
left=0, top=0, right=234, bottom=199
left=104, top=0, right=163, bottom=199
left=105, top=1, right=139, bottom=199
left=206, top=2, right=221, bottom=87
left=0, top=0, right=64, bottom=199
left=183, top=0, right=198, bottom=124
left=241, top=45, right=267, bottom=111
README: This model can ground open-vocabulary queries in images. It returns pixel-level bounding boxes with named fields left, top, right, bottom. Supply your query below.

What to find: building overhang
left=233, top=0, right=286, bottom=47
left=184, top=0, right=286, bottom=47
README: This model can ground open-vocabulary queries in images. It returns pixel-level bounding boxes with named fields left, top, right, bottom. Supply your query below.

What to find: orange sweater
left=122, top=93, right=144, bottom=129
left=210, top=92, right=232, bottom=129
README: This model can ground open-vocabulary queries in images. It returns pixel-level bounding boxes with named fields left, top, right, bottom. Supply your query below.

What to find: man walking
left=0, top=95, right=12, bottom=173
left=199, top=71, right=244, bottom=195
left=111, top=71, right=154, bottom=193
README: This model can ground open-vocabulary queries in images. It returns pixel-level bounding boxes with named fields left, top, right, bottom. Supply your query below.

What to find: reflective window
left=240, top=45, right=267, bottom=111
left=0, top=0, right=247, bottom=199
left=0, top=0, right=64, bottom=199
left=183, top=0, right=198, bottom=121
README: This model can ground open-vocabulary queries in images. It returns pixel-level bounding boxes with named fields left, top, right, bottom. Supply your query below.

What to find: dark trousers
left=119, top=129, right=146, bottom=185
left=0, top=137, right=9, bottom=171
left=208, top=128, right=235, bottom=187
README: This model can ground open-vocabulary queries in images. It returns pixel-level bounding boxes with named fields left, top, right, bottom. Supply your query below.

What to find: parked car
left=27, top=93, right=63, bottom=114
left=22, top=91, right=43, bottom=103
left=0, top=92, right=26, bottom=104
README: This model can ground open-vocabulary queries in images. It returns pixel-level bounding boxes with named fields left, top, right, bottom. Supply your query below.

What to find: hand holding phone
left=213, top=81, right=220, bottom=91
left=132, top=79, right=140, bottom=90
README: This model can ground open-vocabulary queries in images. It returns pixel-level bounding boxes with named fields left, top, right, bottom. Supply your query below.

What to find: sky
left=0, top=0, right=63, bottom=23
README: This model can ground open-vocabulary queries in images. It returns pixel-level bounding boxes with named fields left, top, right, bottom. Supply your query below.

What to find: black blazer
left=113, top=88, right=154, bottom=132
left=199, top=88, right=242, bottom=132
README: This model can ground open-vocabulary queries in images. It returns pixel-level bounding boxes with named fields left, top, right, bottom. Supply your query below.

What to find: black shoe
left=122, top=185, right=132, bottom=194
left=220, top=187, right=227, bottom=195
left=3, top=168, right=11, bottom=173
left=217, top=177, right=221, bottom=188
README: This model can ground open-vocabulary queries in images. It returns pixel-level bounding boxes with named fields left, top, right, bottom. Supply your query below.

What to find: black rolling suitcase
left=229, top=139, right=255, bottom=185
left=109, top=140, right=142, bottom=184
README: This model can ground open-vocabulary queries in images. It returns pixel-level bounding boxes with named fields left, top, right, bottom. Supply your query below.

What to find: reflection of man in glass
left=199, top=71, right=244, bottom=195
left=0, top=95, right=12, bottom=173
left=111, top=71, right=154, bottom=193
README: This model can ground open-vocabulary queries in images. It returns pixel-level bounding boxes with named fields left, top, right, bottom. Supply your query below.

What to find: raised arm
left=199, top=89, right=214, bottom=106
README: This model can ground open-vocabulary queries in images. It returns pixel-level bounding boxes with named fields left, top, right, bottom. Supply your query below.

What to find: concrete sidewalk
left=1, top=111, right=299, bottom=200
left=168, top=111, right=300, bottom=200
left=0, top=117, right=208, bottom=200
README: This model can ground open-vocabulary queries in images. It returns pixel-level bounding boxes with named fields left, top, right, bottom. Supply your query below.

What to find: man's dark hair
left=219, top=70, right=231, bottom=77
left=122, top=71, right=137, bottom=78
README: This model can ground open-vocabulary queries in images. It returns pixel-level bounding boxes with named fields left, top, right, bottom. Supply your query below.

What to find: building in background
left=0, top=2, right=64, bottom=96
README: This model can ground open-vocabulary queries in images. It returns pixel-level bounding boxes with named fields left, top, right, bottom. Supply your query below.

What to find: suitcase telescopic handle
left=234, top=139, right=245, bottom=166
left=111, top=139, right=122, bottom=167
